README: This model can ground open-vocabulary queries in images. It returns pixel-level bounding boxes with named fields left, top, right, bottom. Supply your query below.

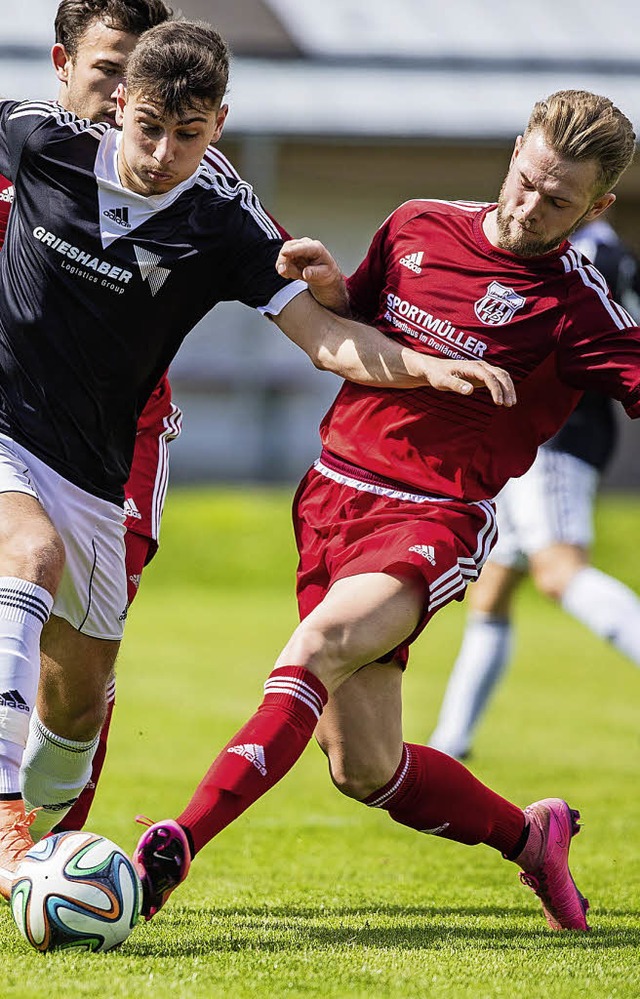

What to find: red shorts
left=124, top=372, right=182, bottom=560
left=293, top=452, right=497, bottom=667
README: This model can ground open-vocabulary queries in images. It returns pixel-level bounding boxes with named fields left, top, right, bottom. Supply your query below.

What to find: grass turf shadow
left=128, top=903, right=640, bottom=957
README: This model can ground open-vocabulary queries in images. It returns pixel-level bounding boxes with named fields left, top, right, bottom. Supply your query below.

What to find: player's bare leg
left=532, top=543, right=640, bottom=662
left=429, top=561, right=523, bottom=757
left=468, top=561, right=525, bottom=617
left=20, top=616, right=119, bottom=838
left=315, top=661, right=404, bottom=799
left=275, top=572, right=425, bottom=692
left=317, top=660, right=589, bottom=931
left=433, top=535, right=640, bottom=762
left=37, top=617, right=118, bottom=739
left=529, top=543, right=587, bottom=601
left=0, top=492, right=62, bottom=895
left=51, top=671, right=116, bottom=834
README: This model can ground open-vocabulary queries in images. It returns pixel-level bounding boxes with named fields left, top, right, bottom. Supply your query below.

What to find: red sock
left=178, top=666, right=327, bottom=854
left=364, top=743, right=525, bottom=855
left=53, top=680, right=116, bottom=834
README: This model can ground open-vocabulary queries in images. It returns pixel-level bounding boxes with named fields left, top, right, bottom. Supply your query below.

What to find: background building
left=1, top=0, right=640, bottom=484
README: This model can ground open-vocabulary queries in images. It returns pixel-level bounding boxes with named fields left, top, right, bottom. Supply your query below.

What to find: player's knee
left=326, top=751, right=393, bottom=802
left=531, top=546, right=587, bottom=603
left=536, top=577, right=562, bottom=601
left=39, top=690, right=106, bottom=743
left=2, top=523, right=65, bottom=591
left=278, top=620, right=353, bottom=690
left=531, top=562, right=570, bottom=602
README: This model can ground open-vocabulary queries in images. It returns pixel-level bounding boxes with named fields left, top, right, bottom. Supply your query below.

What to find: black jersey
left=0, top=100, right=304, bottom=502
left=543, top=221, right=640, bottom=471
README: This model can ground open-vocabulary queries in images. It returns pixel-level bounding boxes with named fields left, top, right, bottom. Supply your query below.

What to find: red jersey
left=323, top=199, right=640, bottom=501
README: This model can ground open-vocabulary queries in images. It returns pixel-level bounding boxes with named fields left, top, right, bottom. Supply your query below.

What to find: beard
left=494, top=180, right=590, bottom=257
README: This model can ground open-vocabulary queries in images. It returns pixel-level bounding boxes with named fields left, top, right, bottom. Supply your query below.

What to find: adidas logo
left=409, top=544, right=436, bottom=565
left=227, top=743, right=267, bottom=776
left=0, top=185, right=14, bottom=204
left=41, top=796, right=79, bottom=812
left=103, top=205, right=131, bottom=228
left=0, top=689, right=29, bottom=712
left=124, top=497, right=142, bottom=520
left=399, top=250, right=424, bottom=274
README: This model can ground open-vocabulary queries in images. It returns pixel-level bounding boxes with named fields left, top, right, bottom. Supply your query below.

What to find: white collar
left=94, top=128, right=203, bottom=248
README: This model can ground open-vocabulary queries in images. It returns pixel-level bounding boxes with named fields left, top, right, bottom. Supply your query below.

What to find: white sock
left=21, top=708, right=99, bottom=839
left=561, top=566, right=640, bottom=664
left=429, top=612, right=513, bottom=757
left=0, top=577, right=53, bottom=795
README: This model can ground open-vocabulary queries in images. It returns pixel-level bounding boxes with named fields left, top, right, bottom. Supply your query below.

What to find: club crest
left=474, top=281, right=526, bottom=326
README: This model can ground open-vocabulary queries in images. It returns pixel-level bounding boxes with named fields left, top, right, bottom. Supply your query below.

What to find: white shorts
left=0, top=435, right=127, bottom=640
left=490, top=448, right=599, bottom=570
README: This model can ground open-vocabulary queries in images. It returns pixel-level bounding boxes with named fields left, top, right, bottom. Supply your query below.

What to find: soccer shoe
left=132, top=816, right=192, bottom=920
left=0, top=799, right=38, bottom=900
left=516, top=797, right=590, bottom=931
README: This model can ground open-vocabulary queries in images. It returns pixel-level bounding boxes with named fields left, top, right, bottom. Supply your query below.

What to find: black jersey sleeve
left=209, top=184, right=292, bottom=309
left=0, top=99, right=70, bottom=183
left=543, top=392, right=618, bottom=470
left=226, top=235, right=292, bottom=311
left=0, top=100, right=23, bottom=179
left=0, top=99, right=63, bottom=182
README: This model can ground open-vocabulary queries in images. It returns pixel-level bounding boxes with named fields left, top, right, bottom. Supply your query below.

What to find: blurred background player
left=429, top=218, right=640, bottom=760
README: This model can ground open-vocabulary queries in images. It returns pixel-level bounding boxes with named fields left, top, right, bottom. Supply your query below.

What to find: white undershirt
left=94, top=128, right=203, bottom=249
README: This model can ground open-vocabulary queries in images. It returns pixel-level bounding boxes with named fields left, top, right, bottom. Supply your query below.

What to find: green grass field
left=1, top=488, right=638, bottom=998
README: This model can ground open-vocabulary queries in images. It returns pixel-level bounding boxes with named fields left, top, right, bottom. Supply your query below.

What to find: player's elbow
left=309, top=343, right=342, bottom=374
left=309, top=350, right=329, bottom=372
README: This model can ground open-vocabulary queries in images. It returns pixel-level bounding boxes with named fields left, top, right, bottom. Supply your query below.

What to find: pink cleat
left=515, top=797, right=590, bottom=931
left=132, top=816, right=192, bottom=920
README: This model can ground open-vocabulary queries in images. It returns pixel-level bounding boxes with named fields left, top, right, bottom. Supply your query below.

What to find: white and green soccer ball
left=11, top=830, right=141, bottom=952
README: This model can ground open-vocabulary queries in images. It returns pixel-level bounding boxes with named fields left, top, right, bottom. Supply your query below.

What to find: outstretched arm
left=272, top=289, right=516, bottom=406
left=274, top=238, right=516, bottom=406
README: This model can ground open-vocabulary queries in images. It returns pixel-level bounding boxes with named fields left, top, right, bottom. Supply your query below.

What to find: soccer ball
left=11, top=831, right=141, bottom=952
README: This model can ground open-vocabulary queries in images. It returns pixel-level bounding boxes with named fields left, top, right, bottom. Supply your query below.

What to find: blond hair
left=524, top=90, right=636, bottom=196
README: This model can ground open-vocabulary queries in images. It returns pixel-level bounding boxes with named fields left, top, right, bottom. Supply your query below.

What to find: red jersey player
left=134, top=90, right=640, bottom=933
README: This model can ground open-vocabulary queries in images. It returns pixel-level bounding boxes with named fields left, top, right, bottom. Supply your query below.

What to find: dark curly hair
left=55, top=0, right=173, bottom=58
